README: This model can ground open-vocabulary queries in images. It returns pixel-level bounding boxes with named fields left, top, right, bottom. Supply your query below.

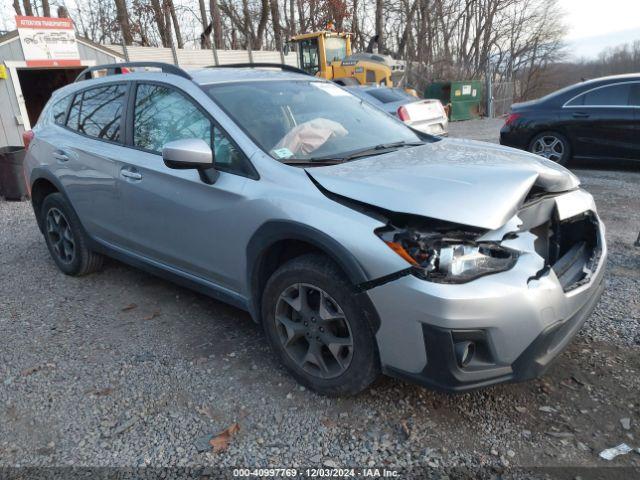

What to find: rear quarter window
left=51, top=95, right=71, bottom=125
left=67, top=84, right=127, bottom=142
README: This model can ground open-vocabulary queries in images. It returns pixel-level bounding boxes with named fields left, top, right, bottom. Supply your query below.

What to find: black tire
left=528, top=131, right=571, bottom=165
left=40, top=193, right=103, bottom=276
left=261, top=254, right=380, bottom=396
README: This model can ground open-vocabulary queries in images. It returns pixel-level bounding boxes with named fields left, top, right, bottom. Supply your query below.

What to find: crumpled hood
left=307, top=138, right=580, bottom=230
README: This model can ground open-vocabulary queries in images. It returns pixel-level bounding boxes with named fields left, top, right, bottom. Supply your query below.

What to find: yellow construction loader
left=287, top=28, right=399, bottom=86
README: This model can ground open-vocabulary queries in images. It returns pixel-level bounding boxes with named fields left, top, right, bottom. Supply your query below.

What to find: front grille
left=533, top=212, right=601, bottom=292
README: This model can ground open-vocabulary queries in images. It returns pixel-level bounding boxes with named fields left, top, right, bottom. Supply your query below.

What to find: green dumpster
left=424, top=80, right=483, bottom=121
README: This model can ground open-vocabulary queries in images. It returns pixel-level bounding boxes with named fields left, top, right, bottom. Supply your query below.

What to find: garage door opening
left=17, top=67, right=84, bottom=127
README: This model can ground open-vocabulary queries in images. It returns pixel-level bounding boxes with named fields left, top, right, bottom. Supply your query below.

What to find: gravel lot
left=1, top=118, right=639, bottom=475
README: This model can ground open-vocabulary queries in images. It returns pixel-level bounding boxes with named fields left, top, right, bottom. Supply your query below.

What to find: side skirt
left=90, top=238, right=251, bottom=313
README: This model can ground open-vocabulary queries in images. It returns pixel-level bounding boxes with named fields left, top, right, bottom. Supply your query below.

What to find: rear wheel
left=528, top=131, right=571, bottom=165
left=261, top=254, right=380, bottom=395
left=41, top=193, right=103, bottom=276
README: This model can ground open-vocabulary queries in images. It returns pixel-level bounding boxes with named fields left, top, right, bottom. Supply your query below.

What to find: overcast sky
left=560, top=0, right=640, bottom=58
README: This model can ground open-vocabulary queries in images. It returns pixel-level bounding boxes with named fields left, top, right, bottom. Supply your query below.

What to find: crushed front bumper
left=366, top=190, right=607, bottom=393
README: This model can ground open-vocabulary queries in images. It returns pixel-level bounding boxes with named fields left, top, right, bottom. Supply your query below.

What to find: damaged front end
left=371, top=185, right=603, bottom=293
left=530, top=209, right=602, bottom=292
left=375, top=217, right=519, bottom=284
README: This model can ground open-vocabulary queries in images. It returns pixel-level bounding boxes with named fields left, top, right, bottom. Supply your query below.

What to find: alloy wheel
left=531, top=135, right=564, bottom=162
left=45, top=207, right=75, bottom=264
left=274, top=283, right=353, bottom=379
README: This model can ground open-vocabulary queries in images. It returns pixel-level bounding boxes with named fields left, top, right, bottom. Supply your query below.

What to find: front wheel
left=261, top=254, right=380, bottom=396
left=528, top=131, right=571, bottom=165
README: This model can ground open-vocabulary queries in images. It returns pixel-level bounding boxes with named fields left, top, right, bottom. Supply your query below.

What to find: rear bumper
left=499, top=127, right=529, bottom=150
left=411, top=119, right=448, bottom=137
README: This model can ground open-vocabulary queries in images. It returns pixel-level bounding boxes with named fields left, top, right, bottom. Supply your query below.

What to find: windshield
left=325, top=37, right=347, bottom=62
left=205, top=80, right=421, bottom=162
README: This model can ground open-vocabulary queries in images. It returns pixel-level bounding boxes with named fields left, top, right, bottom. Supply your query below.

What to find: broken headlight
left=376, top=226, right=518, bottom=283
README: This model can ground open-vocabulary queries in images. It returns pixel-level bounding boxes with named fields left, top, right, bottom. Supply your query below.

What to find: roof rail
left=206, top=62, right=311, bottom=77
left=74, top=62, right=192, bottom=83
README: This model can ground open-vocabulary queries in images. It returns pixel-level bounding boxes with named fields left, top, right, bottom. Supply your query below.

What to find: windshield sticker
left=272, top=147, right=294, bottom=159
left=311, top=82, right=350, bottom=97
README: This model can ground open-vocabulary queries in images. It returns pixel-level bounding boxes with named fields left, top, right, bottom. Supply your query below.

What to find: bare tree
left=270, top=0, right=284, bottom=53
left=114, top=0, right=134, bottom=46
left=198, top=0, right=211, bottom=48
left=166, top=0, right=183, bottom=48
left=254, top=0, right=271, bottom=50
left=42, top=0, right=50, bottom=17
left=150, top=0, right=171, bottom=47
left=375, top=0, right=384, bottom=52
left=12, top=0, right=22, bottom=15
left=22, top=0, right=33, bottom=16
left=210, top=0, right=224, bottom=48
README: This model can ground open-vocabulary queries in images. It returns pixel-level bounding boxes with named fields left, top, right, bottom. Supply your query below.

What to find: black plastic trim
left=90, top=239, right=249, bottom=312
left=205, top=62, right=311, bottom=77
left=75, top=62, right=191, bottom=82
left=246, top=220, right=370, bottom=320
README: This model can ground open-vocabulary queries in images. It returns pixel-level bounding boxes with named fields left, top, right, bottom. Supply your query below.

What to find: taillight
left=504, top=113, right=521, bottom=127
left=397, top=105, right=410, bottom=122
left=23, top=130, right=34, bottom=150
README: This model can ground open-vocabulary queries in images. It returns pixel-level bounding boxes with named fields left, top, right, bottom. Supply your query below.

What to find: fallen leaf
left=196, top=404, right=218, bottom=421
left=20, top=366, right=42, bottom=377
left=209, top=423, right=240, bottom=453
left=400, top=419, right=411, bottom=439
left=92, top=387, right=113, bottom=397
left=321, top=418, right=337, bottom=429
left=20, top=363, right=55, bottom=377
left=121, top=304, right=137, bottom=312
left=143, top=311, right=160, bottom=320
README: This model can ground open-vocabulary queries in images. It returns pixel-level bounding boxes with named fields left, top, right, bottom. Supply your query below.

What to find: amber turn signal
left=384, top=241, right=418, bottom=266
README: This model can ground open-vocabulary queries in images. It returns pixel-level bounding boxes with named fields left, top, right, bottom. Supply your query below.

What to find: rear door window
left=67, top=84, right=127, bottom=141
left=133, top=83, right=211, bottom=153
left=629, top=83, right=640, bottom=106
left=568, top=83, right=632, bottom=107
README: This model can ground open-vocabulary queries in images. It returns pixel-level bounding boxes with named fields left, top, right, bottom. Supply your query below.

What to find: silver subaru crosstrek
left=24, top=62, right=606, bottom=395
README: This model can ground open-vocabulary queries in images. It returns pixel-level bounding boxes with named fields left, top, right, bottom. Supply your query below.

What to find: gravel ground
left=1, top=119, right=639, bottom=475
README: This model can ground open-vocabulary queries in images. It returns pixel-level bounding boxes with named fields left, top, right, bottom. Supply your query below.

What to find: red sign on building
left=16, top=16, right=81, bottom=67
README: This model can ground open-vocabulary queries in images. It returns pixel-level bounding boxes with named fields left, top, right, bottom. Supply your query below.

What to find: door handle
left=120, top=169, right=142, bottom=181
left=53, top=151, right=69, bottom=162
left=572, top=112, right=590, bottom=118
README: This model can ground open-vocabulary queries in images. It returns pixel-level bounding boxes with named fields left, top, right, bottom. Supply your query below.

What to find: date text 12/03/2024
left=232, top=468, right=400, bottom=477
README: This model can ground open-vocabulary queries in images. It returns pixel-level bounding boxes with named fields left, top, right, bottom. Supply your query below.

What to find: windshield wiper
left=281, top=158, right=344, bottom=166
left=281, top=141, right=425, bottom=166
left=326, top=141, right=425, bottom=162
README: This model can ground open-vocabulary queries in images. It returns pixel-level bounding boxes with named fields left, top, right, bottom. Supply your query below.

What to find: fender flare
left=246, top=220, right=370, bottom=320
left=29, top=168, right=87, bottom=236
